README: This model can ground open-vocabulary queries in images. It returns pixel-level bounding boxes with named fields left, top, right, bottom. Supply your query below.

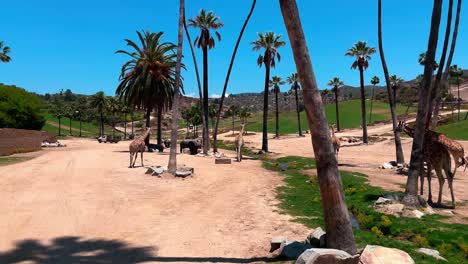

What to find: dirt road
left=0, top=139, right=308, bottom=263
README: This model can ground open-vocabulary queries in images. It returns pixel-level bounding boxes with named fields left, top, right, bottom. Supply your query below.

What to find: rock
left=296, top=248, right=359, bottom=264
left=381, top=162, right=394, bottom=169
left=145, top=166, right=166, bottom=176
left=305, top=227, right=326, bottom=248
left=374, top=197, right=393, bottom=205
left=214, top=152, right=224, bottom=158
left=360, top=245, right=415, bottom=264
left=417, top=195, right=428, bottom=207
left=389, top=161, right=397, bottom=167
left=416, top=248, right=447, bottom=261
left=278, top=240, right=312, bottom=260
left=402, top=209, right=424, bottom=219
left=383, top=194, right=401, bottom=201
left=422, top=205, right=435, bottom=215
left=270, top=237, right=287, bottom=252
left=279, top=163, right=289, bottom=171
left=375, top=203, right=405, bottom=217
left=175, top=166, right=193, bottom=177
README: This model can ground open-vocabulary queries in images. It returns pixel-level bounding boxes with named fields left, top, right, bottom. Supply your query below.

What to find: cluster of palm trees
left=0, top=41, right=11, bottom=63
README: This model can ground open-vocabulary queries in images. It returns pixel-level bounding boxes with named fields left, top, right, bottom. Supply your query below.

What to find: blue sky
left=1, top=0, right=466, bottom=97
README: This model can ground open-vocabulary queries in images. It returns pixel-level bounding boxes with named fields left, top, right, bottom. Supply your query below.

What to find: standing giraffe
left=234, top=123, right=245, bottom=162
left=330, top=125, right=340, bottom=160
left=397, top=121, right=458, bottom=208
left=129, top=127, right=151, bottom=168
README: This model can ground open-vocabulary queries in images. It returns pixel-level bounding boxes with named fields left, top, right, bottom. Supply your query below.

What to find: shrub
left=0, top=84, right=46, bottom=130
left=411, top=234, right=429, bottom=248
left=371, top=226, right=384, bottom=236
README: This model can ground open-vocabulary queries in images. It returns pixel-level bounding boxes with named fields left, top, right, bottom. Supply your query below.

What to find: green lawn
left=242, top=100, right=412, bottom=134
left=44, top=113, right=120, bottom=137
left=0, top=157, right=32, bottom=166
left=436, top=119, right=468, bottom=140
left=263, top=156, right=467, bottom=263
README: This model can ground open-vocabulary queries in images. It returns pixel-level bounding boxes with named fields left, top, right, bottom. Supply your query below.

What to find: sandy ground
left=1, top=119, right=467, bottom=263
left=0, top=138, right=308, bottom=263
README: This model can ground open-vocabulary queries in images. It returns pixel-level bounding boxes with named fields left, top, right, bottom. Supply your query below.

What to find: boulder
left=383, top=193, right=401, bottom=201
left=278, top=240, right=312, bottom=260
left=360, top=245, right=415, bottom=264
left=374, top=197, right=393, bottom=205
left=415, top=248, right=447, bottom=261
left=305, top=227, right=326, bottom=248
left=402, top=209, right=424, bottom=219
left=375, top=203, right=405, bottom=217
left=296, top=248, right=359, bottom=264
left=175, top=166, right=193, bottom=177
left=270, top=237, right=287, bottom=252
left=214, top=152, right=224, bottom=158
left=381, top=162, right=394, bottom=169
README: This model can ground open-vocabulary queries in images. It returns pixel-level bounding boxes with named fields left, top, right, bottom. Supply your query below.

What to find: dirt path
left=0, top=139, right=307, bottom=263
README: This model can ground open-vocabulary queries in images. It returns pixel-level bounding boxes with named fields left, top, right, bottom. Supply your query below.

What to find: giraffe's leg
left=141, top=151, right=144, bottom=167
left=132, top=152, right=137, bottom=168
left=448, top=173, right=455, bottom=209
left=129, top=152, right=133, bottom=168
left=240, top=147, right=243, bottom=162
left=435, top=165, right=445, bottom=207
left=427, top=162, right=433, bottom=204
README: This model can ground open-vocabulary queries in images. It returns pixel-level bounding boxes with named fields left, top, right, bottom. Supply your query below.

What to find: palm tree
left=0, top=41, right=11, bottom=63
left=450, top=65, right=463, bottom=121
left=107, top=97, right=121, bottom=139
left=327, top=77, right=344, bottom=131
left=168, top=0, right=185, bottom=173
left=389, top=75, right=403, bottom=105
left=50, top=100, right=64, bottom=136
left=251, top=32, right=286, bottom=152
left=90, top=91, right=107, bottom=137
left=239, top=107, right=251, bottom=124
left=213, top=0, right=257, bottom=153
left=287, top=73, right=303, bottom=136
left=369, top=76, right=380, bottom=123
left=345, top=41, right=376, bottom=144
left=418, top=52, right=439, bottom=70
left=208, top=103, right=218, bottom=131
left=188, top=9, right=224, bottom=154
left=64, top=104, right=74, bottom=136
left=116, top=30, right=177, bottom=147
left=279, top=0, right=357, bottom=253
left=404, top=0, right=443, bottom=205
left=227, top=105, right=239, bottom=135
left=269, top=76, right=285, bottom=138
left=121, top=103, right=130, bottom=139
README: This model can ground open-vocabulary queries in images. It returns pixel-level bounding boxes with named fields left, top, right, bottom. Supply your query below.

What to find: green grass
left=436, top=119, right=468, bottom=140
left=44, top=114, right=119, bottom=138
left=0, top=157, right=32, bottom=166
left=242, top=100, right=412, bottom=135
left=263, top=156, right=468, bottom=263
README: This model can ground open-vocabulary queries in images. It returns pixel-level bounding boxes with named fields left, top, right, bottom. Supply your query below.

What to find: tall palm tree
left=287, top=73, right=303, bottom=136
left=450, top=65, right=463, bottom=121
left=188, top=9, right=224, bottom=154
left=345, top=41, right=376, bottom=144
left=404, top=0, right=443, bottom=205
left=279, top=0, right=356, bottom=253
left=227, top=105, right=239, bottom=135
left=269, top=76, right=285, bottom=138
left=418, top=52, right=439, bottom=70
left=107, top=97, right=121, bottom=139
left=369, top=76, right=380, bottom=123
left=389, top=75, right=403, bottom=105
left=115, top=30, right=177, bottom=147
left=213, top=0, right=257, bottom=153
left=327, top=77, right=344, bottom=131
left=444, top=0, right=462, bottom=81
left=251, top=32, right=286, bottom=152
left=0, top=41, right=11, bottom=63
left=90, top=91, right=107, bottom=137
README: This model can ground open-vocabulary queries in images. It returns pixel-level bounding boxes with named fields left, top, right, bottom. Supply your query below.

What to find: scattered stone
left=422, top=205, right=435, bottom=215
left=416, top=248, right=447, bottom=261
left=383, top=193, right=401, bottom=201
left=278, top=240, right=312, bottom=259
left=396, top=167, right=409, bottom=175
left=41, top=141, right=66, bottom=147
left=175, top=166, right=193, bottom=177
left=389, top=161, right=397, bottom=167
left=417, top=195, right=428, bottom=207
left=270, top=237, right=287, bottom=252
left=145, top=166, right=166, bottom=176
left=381, top=162, right=394, bottom=169
left=402, top=209, right=424, bottom=219
left=214, top=152, right=224, bottom=158
left=279, top=163, right=289, bottom=171
left=374, top=197, right=393, bottom=205
left=360, top=245, right=415, bottom=264
left=215, top=158, right=232, bottom=164
left=296, top=248, right=358, bottom=264
left=305, top=227, right=326, bottom=248
left=375, top=203, right=405, bottom=217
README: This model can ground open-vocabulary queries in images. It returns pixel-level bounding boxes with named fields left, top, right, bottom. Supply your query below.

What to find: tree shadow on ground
left=0, top=236, right=279, bottom=263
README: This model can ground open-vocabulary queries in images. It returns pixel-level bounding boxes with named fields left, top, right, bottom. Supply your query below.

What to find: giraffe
left=129, top=127, right=151, bottom=168
left=397, top=121, right=457, bottom=208
left=330, top=125, right=340, bottom=159
left=234, top=123, right=245, bottom=162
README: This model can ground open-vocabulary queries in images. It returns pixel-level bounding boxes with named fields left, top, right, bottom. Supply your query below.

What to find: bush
left=0, top=84, right=46, bottom=130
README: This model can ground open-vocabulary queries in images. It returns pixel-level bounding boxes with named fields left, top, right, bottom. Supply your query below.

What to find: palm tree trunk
left=369, top=85, right=375, bottom=123
left=294, top=83, right=303, bottom=136
left=202, top=46, right=210, bottom=154
left=279, top=0, right=356, bottom=253
left=124, top=113, right=127, bottom=139
left=404, top=0, right=442, bottom=205
left=378, top=0, right=405, bottom=164
left=213, top=0, right=257, bottom=153
left=58, top=117, right=62, bottom=136
left=157, top=105, right=162, bottom=146
left=131, top=112, right=134, bottom=137
left=334, top=87, right=340, bottom=131
left=262, top=62, right=271, bottom=152
left=429, top=0, right=454, bottom=129
left=275, top=91, right=279, bottom=138
left=458, top=83, right=461, bottom=121
left=358, top=66, right=368, bottom=144
left=168, top=0, right=184, bottom=174
left=145, top=108, right=151, bottom=146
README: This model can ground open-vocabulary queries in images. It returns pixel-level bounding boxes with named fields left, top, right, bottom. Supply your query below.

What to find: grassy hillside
left=43, top=114, right=118, bottom=137
left=436, top=119, right=468, bottom=140
left=242, top=100, right=412, bottom=134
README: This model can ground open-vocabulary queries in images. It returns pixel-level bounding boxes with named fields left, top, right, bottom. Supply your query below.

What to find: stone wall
left=0, top=128, right=55, bottom=156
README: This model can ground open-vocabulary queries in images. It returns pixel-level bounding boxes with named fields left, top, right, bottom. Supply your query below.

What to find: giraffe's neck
left=239, top=125, right=245, bottom=137
left=403, top=125, right=415, bottom=138
left=139, top=129, right=150, bottom=140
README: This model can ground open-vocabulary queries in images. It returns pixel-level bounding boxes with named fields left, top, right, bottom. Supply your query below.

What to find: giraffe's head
left=395, top=121, right=405, bottom=133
